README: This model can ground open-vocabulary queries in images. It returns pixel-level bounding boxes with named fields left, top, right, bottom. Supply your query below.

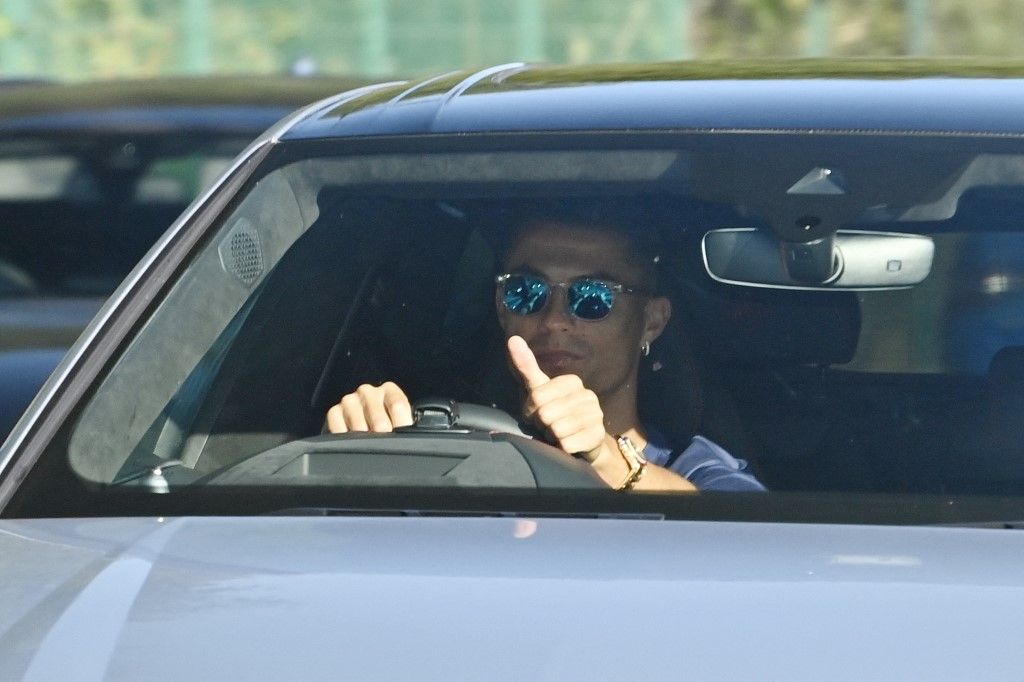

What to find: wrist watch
left=614, top=435, right=648, bottom=490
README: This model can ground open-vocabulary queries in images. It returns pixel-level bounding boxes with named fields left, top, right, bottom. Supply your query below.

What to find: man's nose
left=539, top=288, right=574, bottom=328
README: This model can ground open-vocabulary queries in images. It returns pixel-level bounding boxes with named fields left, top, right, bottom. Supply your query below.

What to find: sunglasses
left=496, top=272, right=647, bottom=321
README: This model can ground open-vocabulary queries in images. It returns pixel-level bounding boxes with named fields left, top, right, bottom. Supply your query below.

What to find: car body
left=5, top=60, right=1024, bottom=678
left=0, top=75, right=372, bottom=437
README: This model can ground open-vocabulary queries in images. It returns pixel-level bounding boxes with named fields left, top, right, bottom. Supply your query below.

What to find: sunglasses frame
left=495, top=272, right=648, bottom=321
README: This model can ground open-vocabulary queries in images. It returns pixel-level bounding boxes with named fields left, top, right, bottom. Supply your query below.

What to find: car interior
left=44, top=135, right=1024, bottom=500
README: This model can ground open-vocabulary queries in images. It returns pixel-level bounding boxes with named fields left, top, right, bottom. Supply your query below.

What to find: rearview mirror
left=702, top=228, right=934, bottom=290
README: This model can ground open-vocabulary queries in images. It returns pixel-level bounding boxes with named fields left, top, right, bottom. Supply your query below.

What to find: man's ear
left=643, top=296, right=671, bottom=344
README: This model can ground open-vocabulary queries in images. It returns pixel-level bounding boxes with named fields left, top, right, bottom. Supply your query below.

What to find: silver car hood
left=1, top=516, right=1023, bottom=681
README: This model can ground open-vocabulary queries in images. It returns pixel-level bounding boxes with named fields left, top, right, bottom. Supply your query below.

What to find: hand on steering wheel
left=326, top=381, right=414, bottom=433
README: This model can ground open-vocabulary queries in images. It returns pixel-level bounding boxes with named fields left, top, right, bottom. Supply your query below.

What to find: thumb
left=507, top=335, right=549, bottom=389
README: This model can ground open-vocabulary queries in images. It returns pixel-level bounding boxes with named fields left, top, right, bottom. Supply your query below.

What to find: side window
left=850, top=233, right=1024, bottom=375
left=135, top=154, right=236, bottom=204
left=68, top=165, right=314, bottom=483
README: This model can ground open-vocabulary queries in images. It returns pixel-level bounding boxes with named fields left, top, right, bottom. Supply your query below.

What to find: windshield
left=20, top=131, right=1024, bottom=521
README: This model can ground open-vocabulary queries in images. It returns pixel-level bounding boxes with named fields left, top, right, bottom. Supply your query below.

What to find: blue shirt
left=644, top=431, right=767, bottom=492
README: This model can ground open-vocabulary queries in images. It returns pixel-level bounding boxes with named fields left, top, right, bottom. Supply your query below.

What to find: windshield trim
left=9, top=485, right=1024, bottom=528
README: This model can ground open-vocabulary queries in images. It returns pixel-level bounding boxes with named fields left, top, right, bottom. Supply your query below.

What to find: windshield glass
left=37, top=131, right=1024, bottom=519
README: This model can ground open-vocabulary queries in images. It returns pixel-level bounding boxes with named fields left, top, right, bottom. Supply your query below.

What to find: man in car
left=326, top=212, right=765, bottom=492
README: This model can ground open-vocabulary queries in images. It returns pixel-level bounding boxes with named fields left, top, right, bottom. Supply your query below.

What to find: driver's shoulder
left=652, top=431, right=767, bottom=492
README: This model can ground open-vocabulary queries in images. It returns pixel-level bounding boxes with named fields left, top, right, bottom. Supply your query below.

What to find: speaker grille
left=219, top=218, right=263, bottom=287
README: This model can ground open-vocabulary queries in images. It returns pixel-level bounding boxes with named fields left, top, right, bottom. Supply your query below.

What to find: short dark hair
left=494, top=197, right=667, bottom=294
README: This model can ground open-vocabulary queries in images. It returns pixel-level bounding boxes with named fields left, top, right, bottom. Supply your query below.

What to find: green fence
left=1, top=0, right=1023, bottom=81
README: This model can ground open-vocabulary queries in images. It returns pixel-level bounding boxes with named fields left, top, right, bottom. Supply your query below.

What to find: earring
left=641, top=340, right=651, bottom=357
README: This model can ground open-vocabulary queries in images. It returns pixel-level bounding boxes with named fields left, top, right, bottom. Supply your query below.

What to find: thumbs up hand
left=507, top=335, right=616, bottom=466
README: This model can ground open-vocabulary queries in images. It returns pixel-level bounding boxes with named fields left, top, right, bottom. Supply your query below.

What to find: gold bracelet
left=614, top=435, right=648, bottom=491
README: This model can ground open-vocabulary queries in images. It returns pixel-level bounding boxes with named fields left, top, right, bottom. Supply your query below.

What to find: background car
left=0, top=74, right=373, bottom=437
left=5, top=61, right=1024, bottom=679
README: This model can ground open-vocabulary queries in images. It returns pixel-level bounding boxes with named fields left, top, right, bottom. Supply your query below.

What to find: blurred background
left=0, top=0, right=1022, bottom=438
left=1, top=0, right=1023, bottom=82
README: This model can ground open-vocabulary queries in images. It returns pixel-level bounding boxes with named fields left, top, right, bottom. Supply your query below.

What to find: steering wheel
left=404, top=397, right=607, bottom=488
left=410, top=397, right=528, bottom=435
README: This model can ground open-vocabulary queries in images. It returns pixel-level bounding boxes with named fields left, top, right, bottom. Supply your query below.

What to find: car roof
left=0, top=75, right=374, bottom=134
left=281, top=58, right=1024, bottom=140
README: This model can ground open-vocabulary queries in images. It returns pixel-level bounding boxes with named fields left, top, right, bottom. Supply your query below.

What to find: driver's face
left=496, top=221, right=670, bottom=399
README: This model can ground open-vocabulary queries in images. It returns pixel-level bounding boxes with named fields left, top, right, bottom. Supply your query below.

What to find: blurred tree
left=51, top=0, right=174, bottom=78
left=2, top=0, right=1024, bottom=81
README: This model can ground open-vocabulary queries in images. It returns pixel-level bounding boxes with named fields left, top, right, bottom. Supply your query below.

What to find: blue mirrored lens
left=503, top=275, right=549, bottom=315
left=568, top=280, right=615, bottom=320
